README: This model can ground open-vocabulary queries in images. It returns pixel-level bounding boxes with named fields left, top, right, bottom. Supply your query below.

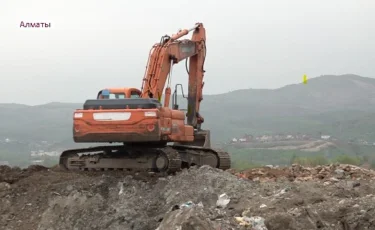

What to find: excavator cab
left=97, top=89, right=110, bottom=99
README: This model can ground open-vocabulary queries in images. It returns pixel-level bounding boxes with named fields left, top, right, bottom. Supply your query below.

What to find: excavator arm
left=140, top=23, right=207, bottom=129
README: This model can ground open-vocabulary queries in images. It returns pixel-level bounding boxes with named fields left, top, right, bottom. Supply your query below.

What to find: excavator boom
left=59, top=23, right=231, bottom=174
left=141, top=23, right=206, bottom=128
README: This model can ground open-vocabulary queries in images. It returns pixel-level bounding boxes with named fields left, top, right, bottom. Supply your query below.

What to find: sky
left=0, top=0, right=374, bottom=105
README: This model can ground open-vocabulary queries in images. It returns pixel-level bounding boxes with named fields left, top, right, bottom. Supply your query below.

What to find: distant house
left=231, top=138, right=238, bottom=143
left=321, top=135, right=331, bottom=140
left=30, top=150, right=60, bottom=157
left=31, top=160, right=44, bottom=164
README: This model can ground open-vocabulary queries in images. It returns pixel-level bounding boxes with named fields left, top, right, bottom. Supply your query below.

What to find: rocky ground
left=1, top=163, right=375, bottom=230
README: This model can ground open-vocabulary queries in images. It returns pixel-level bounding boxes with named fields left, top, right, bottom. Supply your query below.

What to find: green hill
left=1, top=74, right=375, bottom=147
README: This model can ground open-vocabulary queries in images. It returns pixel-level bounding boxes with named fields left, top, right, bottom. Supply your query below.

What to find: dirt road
left=1, top=164, right=375, bottom=230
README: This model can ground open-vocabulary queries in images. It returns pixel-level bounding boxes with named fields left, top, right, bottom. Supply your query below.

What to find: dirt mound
left=1, top=164, right=375, bottom=230
left=232, top=163, right=375, bottom=183
left=0, top=165, right=48, bottom=184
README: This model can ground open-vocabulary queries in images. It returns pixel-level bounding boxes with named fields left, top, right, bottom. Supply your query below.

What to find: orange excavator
left=59, top=23, right=231, bottom=173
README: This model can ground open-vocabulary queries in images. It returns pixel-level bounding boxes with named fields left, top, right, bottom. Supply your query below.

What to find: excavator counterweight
left=59, top=23, right=231, bottom=173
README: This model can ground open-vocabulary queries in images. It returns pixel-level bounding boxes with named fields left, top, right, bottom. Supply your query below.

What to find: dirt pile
left=1, top=164, right=375, bottom=230
left=0, top=165, right=48, bottom=184
left=231, top=163, right=375, bottom=183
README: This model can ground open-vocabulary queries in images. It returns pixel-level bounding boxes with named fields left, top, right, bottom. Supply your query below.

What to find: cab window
left=109, top=93, right=125, bottom=99
left=130, top=91, right=140, bottom=98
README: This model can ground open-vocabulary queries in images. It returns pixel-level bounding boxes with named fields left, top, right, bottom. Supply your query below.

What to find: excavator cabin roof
left=97, top=87, right=141, bottom=99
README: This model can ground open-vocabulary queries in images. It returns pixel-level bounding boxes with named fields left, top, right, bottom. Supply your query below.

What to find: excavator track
left=59, top=144, right=231, bottom=174
left=171, top=145, right=231, bottom=170
left=215, top=150, right=232, bottom=170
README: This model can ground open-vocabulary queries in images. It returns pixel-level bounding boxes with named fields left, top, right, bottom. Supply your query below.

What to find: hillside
left=1, top=74, right=375, bottom=148
left=201, top=74, right=375, bottom=142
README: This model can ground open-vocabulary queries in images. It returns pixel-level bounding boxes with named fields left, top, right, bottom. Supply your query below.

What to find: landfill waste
left=230, top=163, right=375, bottom=182
left=1, top=164, right=375, bottom=230
left=235, top=216, right=267, bottom=230
left=216, top=193, right=230, bottom=208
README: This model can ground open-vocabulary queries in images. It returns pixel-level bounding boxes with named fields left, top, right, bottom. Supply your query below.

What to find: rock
left=66, top=185, right=73, bottom=191
left=329, top=177, right=340, bottom=182
left=0, top=182, right=11, bottom=191
left=265, top=213, right=297, bottom=230
left=334, top=169, right=345, bottom=178
left=352, top=181, right=361, bottom=188
left=323, top=181, right=331, bottom=186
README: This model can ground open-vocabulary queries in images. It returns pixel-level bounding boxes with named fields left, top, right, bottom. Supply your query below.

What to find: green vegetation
left=226, top=143, right=375, bottom=170
left=293, top=155, right=329, bottom=167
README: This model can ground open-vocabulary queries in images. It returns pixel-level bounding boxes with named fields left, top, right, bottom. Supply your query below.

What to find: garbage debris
left=1, top=164, right=375, bottom=230
left=216, top=193, right=230, bottom=208
left=232, top=163, right=375, bottom=182
left=235, top=216, right=268, bottom=230
left=181, top=201, right=194, bottom=208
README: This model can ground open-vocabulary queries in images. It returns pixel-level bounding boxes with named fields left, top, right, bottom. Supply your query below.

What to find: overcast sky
left=0, top=0, right=374, bottom=105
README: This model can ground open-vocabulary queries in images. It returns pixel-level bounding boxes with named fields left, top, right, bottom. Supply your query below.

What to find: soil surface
left=1, top=164, right=375, bottom=230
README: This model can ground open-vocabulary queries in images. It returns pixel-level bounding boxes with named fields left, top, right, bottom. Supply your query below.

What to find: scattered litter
left=232, top=163, right=375, bottom=182
left=235, top=216, right=268, bottom=230
left=235, top=216, right=250, bottom=226
left=181, top=201, right=194, bottom=208
left=216, top=193, right=230, bottom=208
left=118, top=183, right=124, bottom=195
left=274, top=188, right=288, bottom=197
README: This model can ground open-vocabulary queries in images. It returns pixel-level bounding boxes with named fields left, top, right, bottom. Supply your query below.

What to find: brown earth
left=1, top=164, right=375, bottom=230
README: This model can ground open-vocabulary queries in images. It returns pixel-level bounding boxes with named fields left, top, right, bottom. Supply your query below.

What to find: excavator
left=59, top=22, right=231, bottom=173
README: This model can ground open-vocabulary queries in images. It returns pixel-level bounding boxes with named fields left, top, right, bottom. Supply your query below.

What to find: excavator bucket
left=176, top=130, right=211, bottom=148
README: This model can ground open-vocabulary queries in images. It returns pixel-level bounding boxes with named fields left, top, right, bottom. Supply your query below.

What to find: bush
left=292, top=155, right=329, bottom=167
left=333, top=155, right=361, bottom=165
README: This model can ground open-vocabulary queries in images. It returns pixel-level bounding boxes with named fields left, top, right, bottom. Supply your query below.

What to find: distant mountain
left=1, top=74, right=375, bottom=147
left=203, top=74, right=375, bottom=112
left=180, top=74, right=375, bottom=141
